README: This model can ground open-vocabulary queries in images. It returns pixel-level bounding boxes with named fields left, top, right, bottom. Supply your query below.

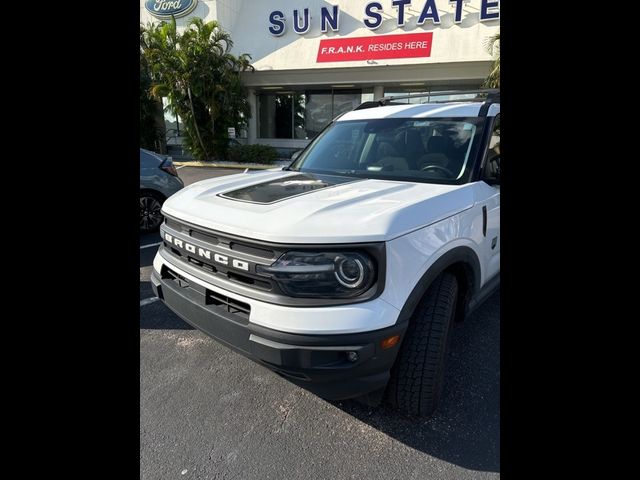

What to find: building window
left=258, top=93, right=305, bottom=139
left=258, top=89, right=373, bottom=140
left=301, top=91, right=329, bottom=139
left=383, top=86, right=481, bottom=103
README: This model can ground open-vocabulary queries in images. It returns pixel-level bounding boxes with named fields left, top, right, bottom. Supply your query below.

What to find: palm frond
left=482, top=31, right=500, bottom=88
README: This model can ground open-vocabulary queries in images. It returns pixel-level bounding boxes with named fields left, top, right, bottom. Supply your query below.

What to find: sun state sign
left=268, top=0, right=500, bottom=36
left=144, top=0, right=198, bottom=20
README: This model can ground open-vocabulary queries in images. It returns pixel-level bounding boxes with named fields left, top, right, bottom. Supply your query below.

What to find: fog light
left=347, top=351, right=359, bottom=362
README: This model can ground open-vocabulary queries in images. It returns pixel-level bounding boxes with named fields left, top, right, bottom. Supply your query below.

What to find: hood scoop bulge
left=218, top=173, right=362, bottom=204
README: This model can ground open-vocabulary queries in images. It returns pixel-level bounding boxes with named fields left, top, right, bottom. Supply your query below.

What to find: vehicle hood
left=162, top=170, right=475, bottom=243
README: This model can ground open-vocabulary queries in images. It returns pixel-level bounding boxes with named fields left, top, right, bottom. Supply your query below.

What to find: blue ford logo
left=144, top=0, right=198, bottom=20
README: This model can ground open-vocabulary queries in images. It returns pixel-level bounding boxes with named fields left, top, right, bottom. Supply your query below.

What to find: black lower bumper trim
left=150, top=270, right=406, bottom=400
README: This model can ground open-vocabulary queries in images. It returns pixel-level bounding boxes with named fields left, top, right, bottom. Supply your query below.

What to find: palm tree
left=482, top=32, right=500, bottom=88
left=140, top=18, right=253, bottom=160
left=181, top=18, right=253, bottom=159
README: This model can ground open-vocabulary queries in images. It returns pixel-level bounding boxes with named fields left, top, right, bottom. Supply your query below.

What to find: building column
left=247, top=88, right=257, bottom=145
left=373, top=85, right=385, bottom=100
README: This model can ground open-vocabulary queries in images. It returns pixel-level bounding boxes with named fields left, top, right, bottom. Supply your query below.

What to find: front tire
left=140, top=191, right=165, bottom=233
left=386, top=272, right=458, bottom=417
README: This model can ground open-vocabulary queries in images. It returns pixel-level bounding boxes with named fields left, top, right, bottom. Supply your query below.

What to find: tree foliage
left=140, top=35, right=165, bottom=152
left=482, top=32, right=500, bottom=89
left=140, top=18, right=253, bottom=160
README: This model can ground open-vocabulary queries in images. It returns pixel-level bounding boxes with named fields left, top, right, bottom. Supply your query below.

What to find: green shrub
left=227, top=144, right=278, bottom=164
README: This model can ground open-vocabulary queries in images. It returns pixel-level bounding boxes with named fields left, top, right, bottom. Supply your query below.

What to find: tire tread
left=386, top=272, right=458, bottom=416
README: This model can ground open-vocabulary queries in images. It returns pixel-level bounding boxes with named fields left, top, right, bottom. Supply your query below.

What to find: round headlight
left=334, top=256, right=365, bottom=288
left=257, top=250, right=376, bottom=298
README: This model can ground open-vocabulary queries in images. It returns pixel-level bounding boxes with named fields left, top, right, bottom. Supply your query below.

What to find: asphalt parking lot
left=140, top=166, right=500, bottom=479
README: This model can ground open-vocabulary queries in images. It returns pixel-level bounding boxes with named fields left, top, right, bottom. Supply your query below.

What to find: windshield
left=290, top=117, right=486, bottom=184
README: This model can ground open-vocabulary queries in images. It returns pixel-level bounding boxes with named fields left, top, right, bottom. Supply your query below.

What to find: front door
left=476, top=114, right=501, bottom=283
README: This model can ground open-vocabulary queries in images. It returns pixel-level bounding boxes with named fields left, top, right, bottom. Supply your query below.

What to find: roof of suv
left=338, top=101, right=500, bottom=121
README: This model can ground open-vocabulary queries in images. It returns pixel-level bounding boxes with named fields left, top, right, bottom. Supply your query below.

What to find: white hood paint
left=162, top=170, right=475, bottom=243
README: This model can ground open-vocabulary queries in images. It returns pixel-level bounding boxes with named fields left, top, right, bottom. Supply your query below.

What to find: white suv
left=151, top=91, right=500, bottom=416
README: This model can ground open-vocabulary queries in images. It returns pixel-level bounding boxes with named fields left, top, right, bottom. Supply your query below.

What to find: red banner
left=316, top=32, right=433, bottom=63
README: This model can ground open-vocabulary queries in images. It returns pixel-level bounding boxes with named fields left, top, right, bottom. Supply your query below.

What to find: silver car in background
left=140, top=148, right=184, bottom=232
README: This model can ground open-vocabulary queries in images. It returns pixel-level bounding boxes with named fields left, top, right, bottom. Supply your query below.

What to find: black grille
left=162, top=217, right=275, bottom=292
left=229, top=241, right=275, bottom=260
left=164, top=217, right=184, bottom=231
left=187, top=255, right=217, bottom=273
left=191, top=229, right=220, bottom=246
left=161, top=265, right=251, bottom=321
left=162, top=265, right=189, bottom=284
left=165, top=217, right=274, bottom=259
left=163, top=245, right=273, bottom=291
left=165, top=217, right=220, bottom=245
left=206, top=290, right=251, bottom=317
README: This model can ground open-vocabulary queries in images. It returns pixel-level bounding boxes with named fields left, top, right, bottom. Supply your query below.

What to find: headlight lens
left=257, top=251, right=376, bottom=298
left=335, top=255, right=365, bottom=288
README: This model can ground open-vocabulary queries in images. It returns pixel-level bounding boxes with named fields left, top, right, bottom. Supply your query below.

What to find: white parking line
left=140, top=242, right=162, bottom=250
left=176, top=165, right=186, bottom=170
left=140, top=297, right=160, bottom=307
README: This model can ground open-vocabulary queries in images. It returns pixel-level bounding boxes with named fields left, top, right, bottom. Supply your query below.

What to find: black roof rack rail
left=478, top=91, right=500, bottom=117
left=353, top=89, right=499, bottom=112
left=353, top=100, right=385, bottom=111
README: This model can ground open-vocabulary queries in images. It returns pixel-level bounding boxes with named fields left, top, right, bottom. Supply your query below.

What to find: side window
left=483, top=114, right=500, bottom=182
left=140, top=150, right=153, bottom=169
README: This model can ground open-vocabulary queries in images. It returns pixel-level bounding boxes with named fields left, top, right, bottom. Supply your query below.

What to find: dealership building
left=141, top=0, right=500, bottom=157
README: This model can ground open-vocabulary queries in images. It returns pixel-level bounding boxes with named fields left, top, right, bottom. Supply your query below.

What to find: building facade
left=141, top=0, right=500, bottom=157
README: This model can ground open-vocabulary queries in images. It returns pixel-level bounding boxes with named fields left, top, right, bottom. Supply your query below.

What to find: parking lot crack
left=274, top=390, right=304, bottom=434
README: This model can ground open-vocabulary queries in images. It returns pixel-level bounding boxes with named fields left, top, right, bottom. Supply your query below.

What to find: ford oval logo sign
left=144, top=0, right=198, bottom=20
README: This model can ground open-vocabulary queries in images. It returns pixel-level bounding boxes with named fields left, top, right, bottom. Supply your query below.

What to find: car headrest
left=426, top=136, right=450, bottom=154
left=377, top=142, right=400, bottom=158
left=404, top=128, right=425, bottom=156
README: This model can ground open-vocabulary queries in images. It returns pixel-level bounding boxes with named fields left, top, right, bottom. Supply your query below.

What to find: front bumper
left=150, top=268, right=406, bottom=400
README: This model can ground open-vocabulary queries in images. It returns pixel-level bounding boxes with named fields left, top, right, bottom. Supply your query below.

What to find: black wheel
left=386, top=272, right=458, bottom=417
left=139, top=191, right=165, bottom=232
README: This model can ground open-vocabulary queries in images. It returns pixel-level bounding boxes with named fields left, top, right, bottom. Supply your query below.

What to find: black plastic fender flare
left=395, top=246, right=481, bottom=324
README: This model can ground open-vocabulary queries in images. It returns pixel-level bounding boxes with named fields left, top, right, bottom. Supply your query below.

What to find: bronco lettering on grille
left=163, top=232, right=250, bottom=271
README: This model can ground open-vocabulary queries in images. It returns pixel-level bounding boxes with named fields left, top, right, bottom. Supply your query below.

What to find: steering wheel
left=420, top=164, right=454, bottom=177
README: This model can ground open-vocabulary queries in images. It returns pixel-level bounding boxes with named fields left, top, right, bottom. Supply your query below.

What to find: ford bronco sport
left=151, top=90, right=500, bottom=416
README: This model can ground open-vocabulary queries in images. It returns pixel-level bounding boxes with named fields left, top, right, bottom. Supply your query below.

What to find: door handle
left=482, top=206, right=487, bottom=237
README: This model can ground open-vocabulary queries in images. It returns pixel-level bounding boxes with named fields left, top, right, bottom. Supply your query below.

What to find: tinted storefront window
left=302, top=91, right=332, bottom=139
left=259, top=93, right=306, bottom=139
left=383, top=87, right=480, bottom=104
left=332, top=90, right=362, bottom=119
left=258, top=89, right=372, bottom=140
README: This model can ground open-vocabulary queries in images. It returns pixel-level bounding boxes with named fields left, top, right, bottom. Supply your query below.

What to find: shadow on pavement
left=140, top=232, right=162, bottom=268
left=140, top=246, right=158, bottom=269
left=331, top=291, right=500, bottom=473
left=139, top=281, right=194, bottom=330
